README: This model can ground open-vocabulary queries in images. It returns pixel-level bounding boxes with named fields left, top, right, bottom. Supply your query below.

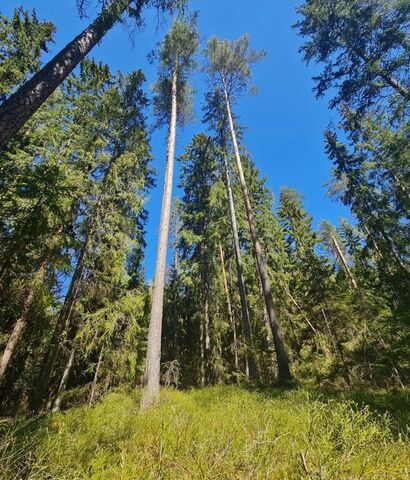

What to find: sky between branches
left=2, top=0, right=351, bottom=279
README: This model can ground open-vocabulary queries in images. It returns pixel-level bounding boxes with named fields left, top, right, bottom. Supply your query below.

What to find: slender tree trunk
left=218, top=241, right=238, bottom=371
left=31, top=154, right=117, bottom=412
left=222, top=152, right=258, bottom=381
left=222, top=81, right=291, bottom=382
left=51, top=346, right=76, bottom=413
left=321, top=307, right=352, bottom=389
left=200, top=316, right=206, bottom=387
left=88, top=346, right=104, bottom=407
left=262, top=309, right=279, bottom=380
left=284, top=286, right=317, bottom=333
left=0, top=317, right=26, bottom=383
left=0, top=254, right=50, bottom=382
left=141, top=68, right=178, bottom=409
left=330, top=234, right=358, bottom=290
left=0, top=0, right=132, bottom=149
left=203, top=284, right=211, bottom=383
left=30, top=228, right=90, bottom=411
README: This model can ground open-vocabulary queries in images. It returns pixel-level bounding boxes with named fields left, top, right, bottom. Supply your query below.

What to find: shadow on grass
left=254, top=383, right=410, bottom=437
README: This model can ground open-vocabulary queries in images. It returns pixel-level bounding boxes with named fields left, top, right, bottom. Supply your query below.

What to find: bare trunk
left=262, top=309, right=278, bottom=380
left=331, top=234, right=358, bottom=290
left=31, top=157, right=117, bottom=412
left=51, top=346, right=76, bottom=413
left=222, top=152, right=258, bottom=381
left=141, top=68, right=178, bottom=409
left=88, top=346, right=104, bottom=407
left=218, top=241, right=238, bottom=371
left=0, top=0, right=132, bottom=148
left=0, top=256, right=49, bottom=382
left=222, top=82, right=291, bottom=382
left=321, top=307, right=352, bottom=389
left=284, top=287, right=317, bottom=333
left=200, top=316, right=206, bottom=387
left=31, top=232, right=89, bottom=411
left=0, top=317, right=26, bottom=382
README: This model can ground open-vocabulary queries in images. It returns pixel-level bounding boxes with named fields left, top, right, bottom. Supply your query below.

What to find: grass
left=0, top=386, right=409, bottom=479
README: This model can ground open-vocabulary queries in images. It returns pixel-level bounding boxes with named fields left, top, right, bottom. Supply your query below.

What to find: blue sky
left=3, top=0, right=351, bottom=279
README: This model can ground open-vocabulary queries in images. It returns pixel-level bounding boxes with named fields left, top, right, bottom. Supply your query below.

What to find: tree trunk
left=141, top=68, right=178, bottom=409
left=321, top=307, right=352, bottom=389
left=218, top=241, right=238, bottom=371
left=222, top=82, right=291, bottom=382
left=222, top=152, right=258, bottom=381
left=203, top=284, right=211, bottom=384
left=200, top=315, right=206, bottom=387
left=0, top=256, right=49, bottom=382
left=31, top=154, right=117, bottom=412
left=88, top=346, right=104, bottom=407
left=0, top=0, right=132, bottom=149
left=30, top=228, right=90, bottom=411
left=330, top=234, right=358, bottom=290
left=51, top=346, right=76, bottom=413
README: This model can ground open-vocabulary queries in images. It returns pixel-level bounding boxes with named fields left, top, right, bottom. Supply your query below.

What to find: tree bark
left=141, top=68, right=178, bottom=409
left=0, top=254, right=49, bottom=382
left=330, top=234, right=358, bottom=290
left=88, top=346, right=104, bottom=407
left=222, top=81, right=291, bottom=382
left=51, top=346, right=76, bottom=413
left=31, top=154, right=118, bottom=412
left=321, top=307, right=352, bottom=389
left=222, top=153, right=258, bottom=381
left=30, top=226, right=91, bottom=411
left=218, top=241, right=238, bottom=371
left=203, top=283, right=211, bottom=383
left=0, top=0, right=132, bottom=149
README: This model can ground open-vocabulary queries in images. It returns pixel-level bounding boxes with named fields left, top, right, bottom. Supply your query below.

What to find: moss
left=1, top=386, right=409, bottom=479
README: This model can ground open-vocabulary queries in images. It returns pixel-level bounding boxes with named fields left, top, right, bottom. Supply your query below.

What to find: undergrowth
left=1, top=386, right=409, bottom=479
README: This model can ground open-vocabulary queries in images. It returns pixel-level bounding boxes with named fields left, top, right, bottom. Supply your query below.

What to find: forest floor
left=1, top=386, right=409, bottom=479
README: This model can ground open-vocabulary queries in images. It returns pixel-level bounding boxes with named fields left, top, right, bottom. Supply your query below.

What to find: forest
left=0, top=0, right=409, bottom=478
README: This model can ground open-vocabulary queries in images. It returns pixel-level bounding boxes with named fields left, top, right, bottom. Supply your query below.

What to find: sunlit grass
left=1, top=386, right=409, bottom=479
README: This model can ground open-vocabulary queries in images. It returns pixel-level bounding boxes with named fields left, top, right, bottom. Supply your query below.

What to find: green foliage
left=0, top=7, right=55, bottom=100
left=151, top=17, right=198, bottom=127
left=295, top=0, right=410, bottom=116
left=1, top=386, right=409, bottom=479
left=204, top=34, right=266, bottom=99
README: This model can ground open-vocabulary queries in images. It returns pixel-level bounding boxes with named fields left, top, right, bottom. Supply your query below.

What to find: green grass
left=1, top=386, right=409, bottom=479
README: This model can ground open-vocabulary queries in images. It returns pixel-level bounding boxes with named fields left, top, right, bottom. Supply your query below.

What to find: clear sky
left=2, top=0, right=351, bottom=279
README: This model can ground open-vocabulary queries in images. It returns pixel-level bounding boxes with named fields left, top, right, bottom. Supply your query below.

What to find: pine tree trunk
left=51, top=346, right=76, bottom=413
left=330, top=234, right=358, bottom=290
left=141, top=68, right=178, bottom=409
left=222, top=82, right=291, bottom=382
left=0, top=0, right=132, bottom=149
left=218, top=241, right=238, bottom=371
left=88, top=346, right=104, bottom=407
left=204, top=283, right=211, bottom=383
left=222, top=153, right=258, bottom=381
left=200, top=315, right=206, bottom=387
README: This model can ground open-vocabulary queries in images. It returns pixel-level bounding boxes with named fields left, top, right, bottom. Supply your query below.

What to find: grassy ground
left=1, top=386, right=409, bottom=479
